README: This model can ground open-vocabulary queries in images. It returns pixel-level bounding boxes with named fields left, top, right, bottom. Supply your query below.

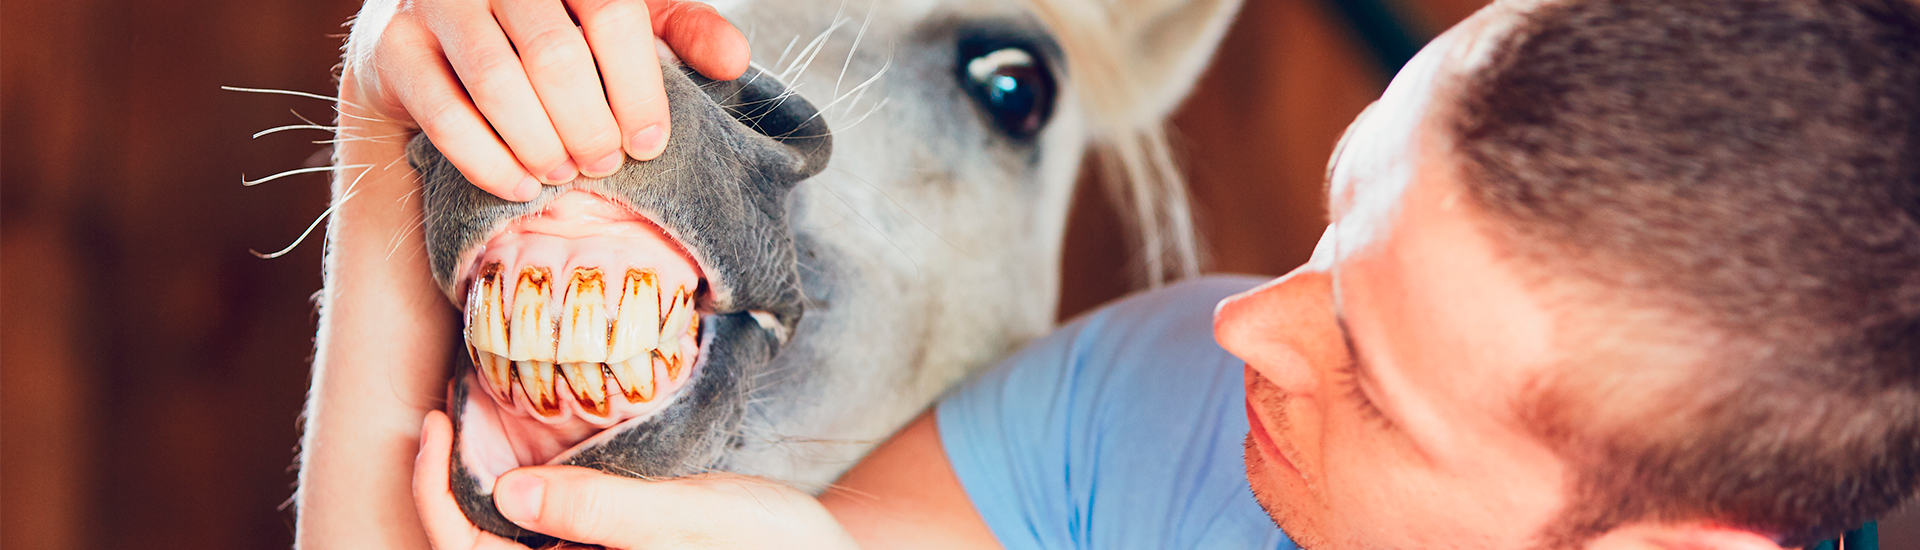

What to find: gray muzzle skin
left=406, top=62, right=832, bottom=547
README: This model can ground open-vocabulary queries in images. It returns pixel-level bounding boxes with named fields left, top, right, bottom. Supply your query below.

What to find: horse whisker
left=242, top=164, right=363, bottom=186
left=221, top=85, right=367, bottom=111
left=253, top=187, right=358, bottom=259
left=252, top=124, right=337, bottom=139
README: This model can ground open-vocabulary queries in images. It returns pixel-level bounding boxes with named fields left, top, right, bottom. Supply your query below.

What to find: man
left=797, top=2, right=1917, bottom=548
left=401, top=0, right=1920, bottom=548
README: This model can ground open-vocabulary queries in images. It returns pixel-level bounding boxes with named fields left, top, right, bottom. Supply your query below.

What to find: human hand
left=340, top=0, right=749, bottom=201
left=298, top=5, right=744, bottom=546
left=413, top=411, right=863, bottom=549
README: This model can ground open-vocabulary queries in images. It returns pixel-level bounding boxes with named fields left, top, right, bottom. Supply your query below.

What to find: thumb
left=492, top=467, right=860, bottom=549
left=491, top=466, right=638, bottom=547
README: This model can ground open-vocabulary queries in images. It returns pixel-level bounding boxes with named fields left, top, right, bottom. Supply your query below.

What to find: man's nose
left=1213, top=267, right=1347, bottom=394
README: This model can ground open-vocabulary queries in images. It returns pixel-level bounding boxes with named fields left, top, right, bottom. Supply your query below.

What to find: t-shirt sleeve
left=936, top=276, right=1295, bottom=550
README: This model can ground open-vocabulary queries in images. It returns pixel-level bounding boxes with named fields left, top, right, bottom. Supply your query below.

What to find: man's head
left=1213, top=0, right=1920, bottom=548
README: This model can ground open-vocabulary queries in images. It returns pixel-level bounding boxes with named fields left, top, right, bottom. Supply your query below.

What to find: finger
left=492, top=0, right=626, bottom=178
left=568, top=0, right=671, bottom=161
left=494, top=468, right=857, bottom=548
left=493, top=466, right=644, bottom=546
left=648, top=0, right=750, bottom=80
left=493, top=467, right=693, bottom=546
left=424, top=0, right=578, bottom=185
left=382, top=15, right=543, bottom=201
left=414, top=411, right=490, bottom=549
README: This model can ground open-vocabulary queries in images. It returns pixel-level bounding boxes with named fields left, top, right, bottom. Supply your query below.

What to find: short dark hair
left=1449, top=0, right=1920, bottom=546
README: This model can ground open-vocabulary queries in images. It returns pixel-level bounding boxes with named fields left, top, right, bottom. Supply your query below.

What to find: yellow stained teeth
left=659, top=351, right=685, bottom=384
left=465, top=262, right=703, bottom=416
left=488, top=353, right=513, bottom=401
left=467, top=263, right=509, bottom=355
left=470, top=347, right=513, bottom=403
left=658, top=287, right=694, bottom=370
left=508, top=267, right=556, bottom=362
left=681, top=314, right=700, bottom=379
left=659, top=352, right=684, bottom=382
left=556, top=268, right=610, bottom=364
left=607, top=269, right=660, bottom=363
left=517, top=360, right=561, bottom=416
left=610, top=358, right=655, bottom=402
left=560, top=362, right=610, bottom=415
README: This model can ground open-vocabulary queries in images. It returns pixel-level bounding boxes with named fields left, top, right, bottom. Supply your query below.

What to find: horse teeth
left=607, top=269, right=660, bottom=363
left=466, top=263, right=508, bottom=355
left=508, top=267, right=556, bottom=362
left=658, top=286, right=694, bottom=367
left=560, top=362, right=610, bottom=415
left=516, top=360, right=561, bottom=416
left=556, top=268, right=610, bottom=364
left=610, top=357, right=655, bottom=403
left=677, top=315, right=699, bottom=380
left=470, top=347, right=514, bottom=404
left=465, top=264, right=695, bottom=415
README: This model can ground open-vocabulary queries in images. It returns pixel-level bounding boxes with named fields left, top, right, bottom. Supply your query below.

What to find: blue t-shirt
left=937, top=276, right=1298, bottom=550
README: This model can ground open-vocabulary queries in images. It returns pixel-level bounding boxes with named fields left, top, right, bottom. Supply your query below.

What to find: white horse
left=312, top=0, right=1239, bottom=544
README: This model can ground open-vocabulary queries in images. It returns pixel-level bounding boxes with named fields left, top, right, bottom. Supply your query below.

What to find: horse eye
left=960, top=47, right=1056, bottom=138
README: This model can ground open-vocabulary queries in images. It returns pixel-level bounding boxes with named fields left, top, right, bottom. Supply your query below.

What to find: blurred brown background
left=4, top=0, right=1916, bottom=548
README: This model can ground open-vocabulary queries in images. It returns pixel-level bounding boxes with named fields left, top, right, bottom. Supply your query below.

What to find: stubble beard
left=1243, top=377, right=1336, bottom=549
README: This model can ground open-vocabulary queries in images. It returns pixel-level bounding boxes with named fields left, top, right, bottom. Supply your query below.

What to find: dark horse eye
left=960, top=46, right=1056, bottom=138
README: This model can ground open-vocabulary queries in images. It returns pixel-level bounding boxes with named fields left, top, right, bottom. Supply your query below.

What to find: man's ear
left=1585, top=523, right=1786, bottom=550
left=1028, top=0, right=1243, bottom=132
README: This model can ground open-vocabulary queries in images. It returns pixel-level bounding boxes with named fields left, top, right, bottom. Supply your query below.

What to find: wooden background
left=6, top=0, right=1916, bottom=548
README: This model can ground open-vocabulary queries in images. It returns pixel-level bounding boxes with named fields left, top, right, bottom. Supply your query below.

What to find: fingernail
left=544, top=159, right=578, bottom=184
left=584, top=151, right=625, bottom=177
left=513, top=176, right=541, bottom=202
left=496, top=472, right=545, bottom=524
left=629, top=125, right=665, bottom=160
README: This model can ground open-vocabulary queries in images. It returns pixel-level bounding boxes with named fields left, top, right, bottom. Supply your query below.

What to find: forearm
left=293, top=73, right=452, bottom=549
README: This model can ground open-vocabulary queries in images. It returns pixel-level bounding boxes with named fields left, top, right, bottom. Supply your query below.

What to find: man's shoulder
left=943, top=275, right=1263, bottom=424
left=1050, top=274, right=1265, bottom=404
left=1056, top=274, right=1266, bottom=367
left=937, top=275, right=1293, bottom=550
left=1073, top=275, right=1267, bottom=336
